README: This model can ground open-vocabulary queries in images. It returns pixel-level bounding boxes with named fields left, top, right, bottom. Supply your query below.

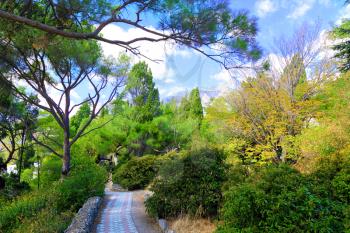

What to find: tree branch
left=31, top=134, right=63, bottom=158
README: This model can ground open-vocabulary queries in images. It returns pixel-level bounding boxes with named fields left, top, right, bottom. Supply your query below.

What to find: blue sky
left=98, top=0, right=348, bottom=103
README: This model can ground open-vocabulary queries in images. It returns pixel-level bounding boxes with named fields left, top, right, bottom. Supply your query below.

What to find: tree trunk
left=62, top=130, right=71, bottom=176
left=0, top=162, right=6, bottom=173
left=0, top=162, right=6, bottom=190
left=0, top=176, right=5, bottom=190
left=62, top=90, right=71, bottom=177
left=18, top=127, right=27, bottom=182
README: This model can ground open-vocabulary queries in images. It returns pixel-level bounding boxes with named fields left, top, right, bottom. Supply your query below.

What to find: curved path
left=93, top=189, right=161, bottom=233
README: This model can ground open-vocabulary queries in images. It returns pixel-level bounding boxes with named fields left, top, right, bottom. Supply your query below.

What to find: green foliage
left=189, top=88, right=203, bottom=122
left=0, top=174, right=30, bottom=201
left=75, top=96, right=198, bottom=160
left=217, top=161, right=350, bottom=233
left=332, top=20, right=350, bottom=72
left=178, top=88, right=203, bottom=123
left=0, top=0, right=261, bottom=68
left=0, top=189, right=50, bottom=233
left=72, top=115, right=123, bottom=159
left=20, top=156, right=62, bottom=190
left=55, top=155, right=107, bottom=212
left=112, top=155, right=157, bottom=190
left=154, top=0, right=261, bottom=61
left=127, top=62, right=160, bottom=122
left=145, top=148, right=226, bottom=218
left=0, top=77, right=11, bottom=109
left=0, top=154, right=107, bottom=233
left=70, top=103, right=91, bottom=137
left=204, top=64, right=319, bottom=164
left=12, top=208, right=74, bottom=233
left=0, top=95, right=37, bottom=172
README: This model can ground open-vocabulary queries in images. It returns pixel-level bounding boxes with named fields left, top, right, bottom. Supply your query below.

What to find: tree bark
left=62, top=90, right=71, bottom=177
left=0, top=162, right=7, bottom=190
left=0, top=162, right=7, bottom=174
left=18, top=127, right=27, bottom=182
left=62, top=130, right=71, bottom=176
left=0, top=176, right=5, bottom=190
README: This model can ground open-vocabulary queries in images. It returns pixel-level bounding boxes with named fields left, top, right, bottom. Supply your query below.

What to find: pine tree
left=126, top=62, right=160, bottom=122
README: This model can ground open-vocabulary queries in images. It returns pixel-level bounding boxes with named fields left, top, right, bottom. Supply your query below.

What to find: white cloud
left=200, top=93, right=212, bottom=107
left=71, top=90, right=81, bottom=100
left=288, top=0, right=315, bottom=19
left=255, top=0, right=277, bottom=17
left=99, top=25, right=192, bottom=81
left=212, top=69, right=232, bottom=83
left=336, top=4, right=350, bottom=25
left=318, top=0, right=330, bottom=6
left=163, top=78, right=175, bottom=84
left=211, top=69, right=238, bottom=96
left=267, top=53, right=286, bottom=73
left=159, top=85, right=187, bottom=97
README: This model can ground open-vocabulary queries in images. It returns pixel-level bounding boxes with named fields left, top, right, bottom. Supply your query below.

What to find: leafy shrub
left=0, top=173, right=30, bottom=200
left=39, top=156, right=62, bottom=187
left=12, top=208, right=74, bottom=233
left=0, top=189, right=50, bottom=232
left=112, top=155, right=157, bottom=190
left=216, top=163, right=349, bottom=233
left=145, top=148, right=226, bottom=218
left=0, top=155, right=107, bottom=233
left=21, top=156, right=62, bottom=189
left=55, top=156, right=107, bottom=212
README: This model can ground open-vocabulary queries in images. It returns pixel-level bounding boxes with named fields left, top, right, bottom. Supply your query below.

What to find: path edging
left=65, top=196, right=102, bottom=233
left=157, top=218, right=176, bottom=233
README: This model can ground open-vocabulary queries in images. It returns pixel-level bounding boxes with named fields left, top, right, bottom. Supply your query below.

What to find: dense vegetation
left=145, top=148, right=226, bottom=218
left=0, top=1, right=350, bottom=233
left=0, top=156, right=106, bottom=232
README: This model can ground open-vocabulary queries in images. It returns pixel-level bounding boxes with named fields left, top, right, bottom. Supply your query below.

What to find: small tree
left=126, top=62, right=161, bottom=122
left=125, top=62, right=160, bottom=156
left=178, top=88, right=203, bottom=123
left=189, top=88, right=203, bottom=122
left=0, top=95, right=37, bottom=171
left=0, top=31, right=130, bottom=176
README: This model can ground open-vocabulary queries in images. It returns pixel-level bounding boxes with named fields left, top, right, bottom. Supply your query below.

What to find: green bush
left=112, top=155, right=157, bottom=190
left=0, top=155, right=107, bottom=233
left=21, top=156, right=62, bottom=189
left=12, top=208, right=74, bottom=233
left=216, top=163, right=349, bottom=233
left=0, top=173, right=30, bottom=201
left=39, top=156, right=62, bottom=188
left=0, top=189, right=50, bottom=232
left=145, top=148, right=226, bottom=218
left=56, top=156, right=107, bottom=212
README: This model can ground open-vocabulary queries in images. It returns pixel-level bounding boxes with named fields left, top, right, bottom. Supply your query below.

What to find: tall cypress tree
left=189, top=88, right=203, bottom=121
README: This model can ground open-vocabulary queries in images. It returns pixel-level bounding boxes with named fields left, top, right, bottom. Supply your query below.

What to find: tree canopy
left=0, top=0, right=261, bottom=68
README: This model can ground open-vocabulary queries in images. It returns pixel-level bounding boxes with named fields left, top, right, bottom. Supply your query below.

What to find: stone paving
left=95, top=191, right=138, bottom=233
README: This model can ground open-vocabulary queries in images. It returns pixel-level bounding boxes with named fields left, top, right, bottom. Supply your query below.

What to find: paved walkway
left=93, top=189, right=161, bottom=233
